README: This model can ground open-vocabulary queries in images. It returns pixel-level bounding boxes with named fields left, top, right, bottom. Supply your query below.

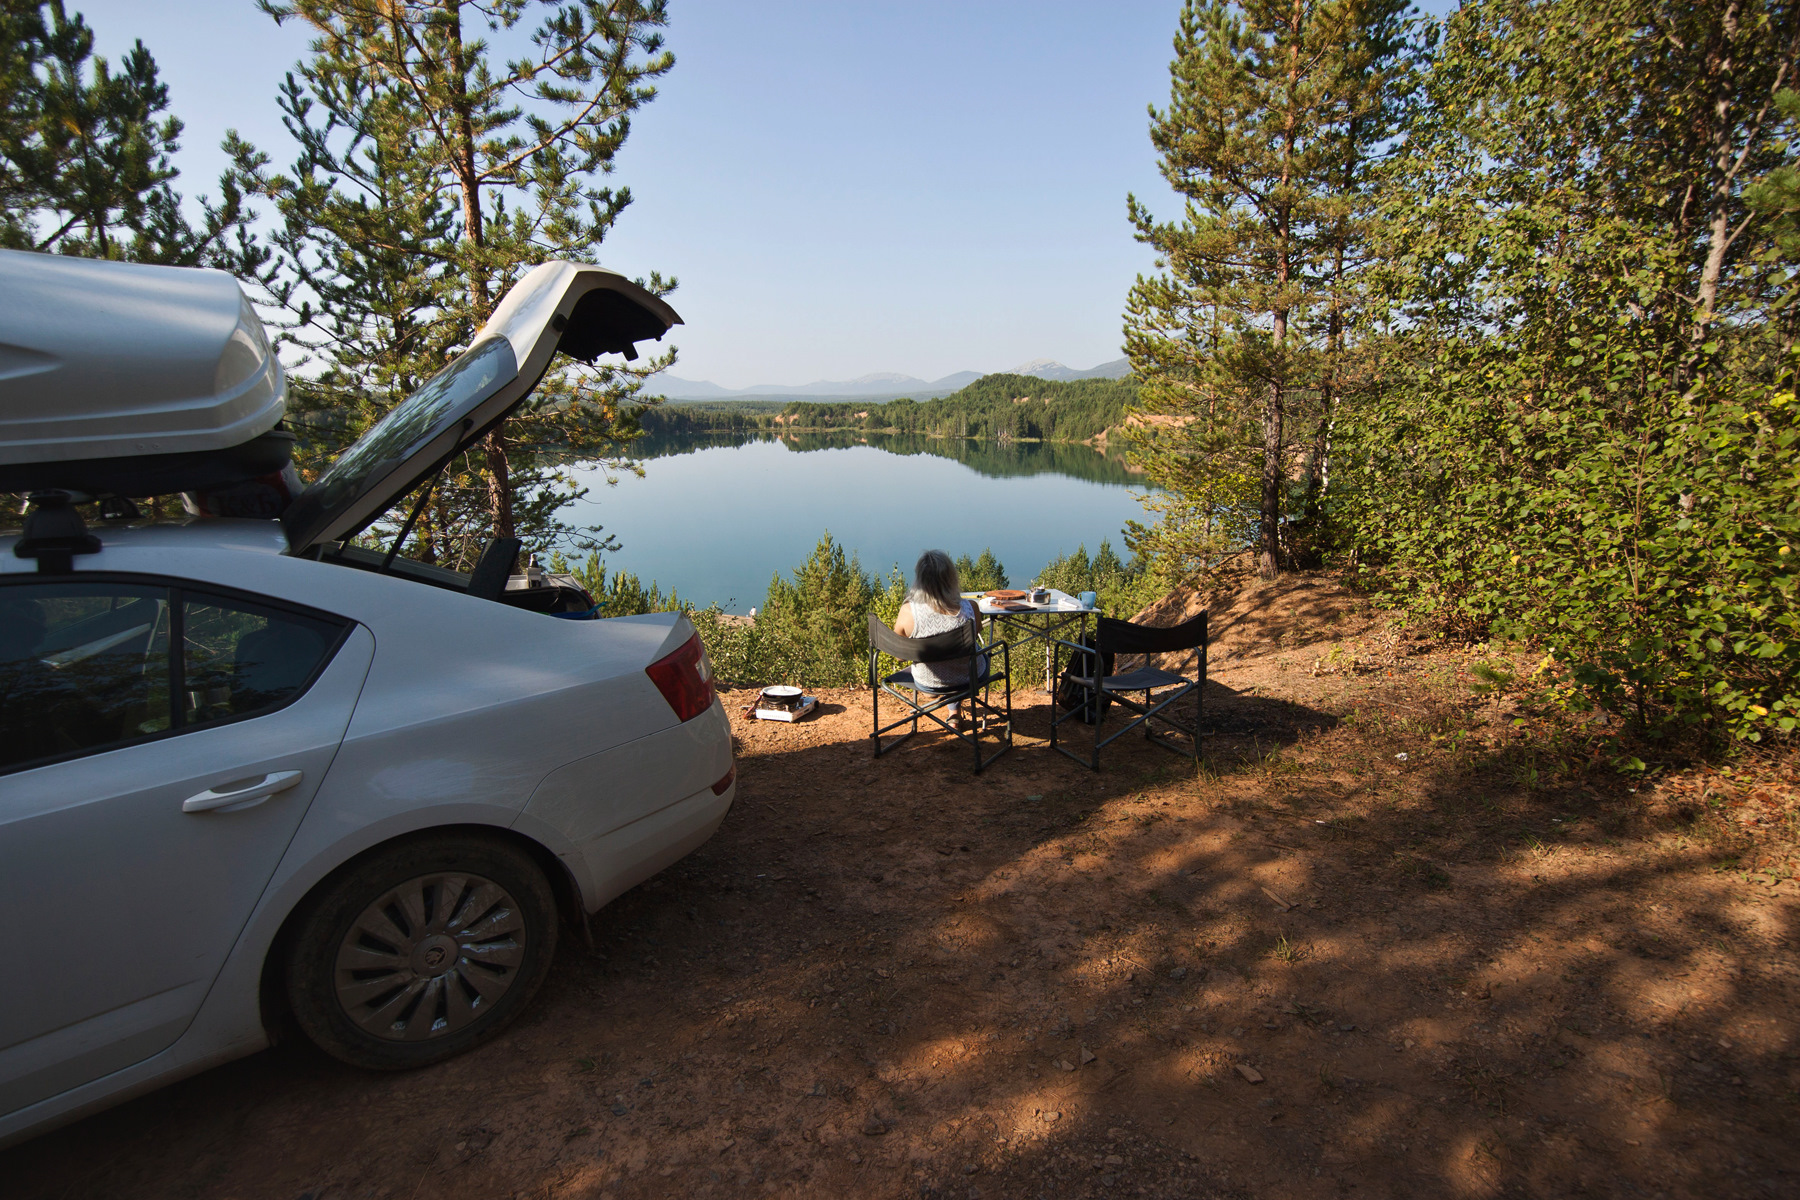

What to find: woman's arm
left=893, top=601, right=914, bottom=637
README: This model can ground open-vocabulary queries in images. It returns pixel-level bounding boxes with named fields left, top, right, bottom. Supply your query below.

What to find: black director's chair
left=867, top=612, right=1012, bottom=772
left=1050, top=611, right=1206, bottom=770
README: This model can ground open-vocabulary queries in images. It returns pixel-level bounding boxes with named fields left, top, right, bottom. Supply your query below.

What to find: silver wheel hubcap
left=333, top=872, right=527, bottom=1042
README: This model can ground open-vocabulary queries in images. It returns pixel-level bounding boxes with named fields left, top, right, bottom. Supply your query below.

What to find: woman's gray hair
left=912, top=549, right=963, bottom=614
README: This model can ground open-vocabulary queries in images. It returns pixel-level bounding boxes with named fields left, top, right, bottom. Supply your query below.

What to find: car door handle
left=182, top=770, right=304, bottom=813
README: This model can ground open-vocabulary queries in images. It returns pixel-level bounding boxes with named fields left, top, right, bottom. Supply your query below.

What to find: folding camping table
left=971, top=588, right=1100, bottom=693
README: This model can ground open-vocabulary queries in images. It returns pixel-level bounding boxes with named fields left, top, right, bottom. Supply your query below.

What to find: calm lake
left=560, top=431, right=1152, bottom=612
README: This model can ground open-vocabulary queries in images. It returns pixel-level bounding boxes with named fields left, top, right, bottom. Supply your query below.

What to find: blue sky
left=74, top=1, right=1440, bottom=389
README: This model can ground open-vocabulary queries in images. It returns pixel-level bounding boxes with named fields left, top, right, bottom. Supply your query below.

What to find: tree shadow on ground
left=4, top=686, right=1794, bottom=1200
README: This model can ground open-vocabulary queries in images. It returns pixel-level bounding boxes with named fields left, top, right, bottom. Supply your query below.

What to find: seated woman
left=892, top=549, right=984, bottom=724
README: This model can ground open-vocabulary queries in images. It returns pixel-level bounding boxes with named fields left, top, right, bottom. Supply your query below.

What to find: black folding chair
left=1050, top=611, right=1206, bottom=770
left=868, top=612, right=1012, bottom=772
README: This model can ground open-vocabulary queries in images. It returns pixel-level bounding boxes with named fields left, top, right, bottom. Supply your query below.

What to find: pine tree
left=1124, top=0, right=1416, bottom=579
left=251, top=0, right=676, bottom=558
left=0, top=0, right=259, bottom=267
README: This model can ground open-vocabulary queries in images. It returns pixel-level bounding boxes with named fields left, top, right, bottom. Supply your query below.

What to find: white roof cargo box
left=0, top=249, right=289, bottom=497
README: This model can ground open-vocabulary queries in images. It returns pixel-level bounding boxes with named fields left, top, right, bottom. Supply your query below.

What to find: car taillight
left=711, top=766, right=735, bottom=796
left=645, top=633, right=714, bottom=723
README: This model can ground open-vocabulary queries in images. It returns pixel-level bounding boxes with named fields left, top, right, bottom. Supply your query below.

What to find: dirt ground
left=7, top=572, right=1799, bottom=1199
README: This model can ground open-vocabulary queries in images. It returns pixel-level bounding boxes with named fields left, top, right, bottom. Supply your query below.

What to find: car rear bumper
left=570, top=775, right=734, bottom=913
left=518, top=698, right=734, bottom=911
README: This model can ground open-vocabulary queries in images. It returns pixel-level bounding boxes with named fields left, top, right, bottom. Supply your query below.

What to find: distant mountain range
left=650, top=357, right=1130, bottom=401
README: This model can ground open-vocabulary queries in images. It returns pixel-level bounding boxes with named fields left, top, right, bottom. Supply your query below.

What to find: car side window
left=1, top=580, right=348, bottom=774
left=0, top=582, right=175, bottom=772
left=181, top=592, right=343, bottom=728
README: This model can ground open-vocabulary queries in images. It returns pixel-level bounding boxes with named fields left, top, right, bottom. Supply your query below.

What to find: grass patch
left=1270, top=935, right=1307, bottom=963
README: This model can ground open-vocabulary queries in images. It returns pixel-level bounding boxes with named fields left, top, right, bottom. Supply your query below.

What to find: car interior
left=0, top=583, right=344, bottom=773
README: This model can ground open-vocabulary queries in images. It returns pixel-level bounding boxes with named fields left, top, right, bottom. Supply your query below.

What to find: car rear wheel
left=285, top=834, right=559, bottom=1070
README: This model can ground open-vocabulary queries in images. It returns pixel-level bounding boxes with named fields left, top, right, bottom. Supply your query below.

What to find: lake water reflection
left=560, top=431, right=1151, bottom=612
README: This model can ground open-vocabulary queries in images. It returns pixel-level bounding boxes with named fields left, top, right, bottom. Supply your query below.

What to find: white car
left=0, top=251, right=735, bottom=1146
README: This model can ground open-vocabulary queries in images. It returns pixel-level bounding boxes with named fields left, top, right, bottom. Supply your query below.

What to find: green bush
left=549, top=552, right=682, bottom=616
left=955, top=548, right=1009, bottom=591
left=562, top=536, right=1086, bottom=689
left=1340, top=337, right=1799, bottom=741
left=1031, top=539, right=1166, bottom=619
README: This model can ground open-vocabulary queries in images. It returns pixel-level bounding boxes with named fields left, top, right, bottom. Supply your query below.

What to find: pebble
left=1169, top=967, right=1188, bottom=980
left=1080, top=1046, right=1097, bottom=1065
left=1236, top=1064, right=1265, bottom=1084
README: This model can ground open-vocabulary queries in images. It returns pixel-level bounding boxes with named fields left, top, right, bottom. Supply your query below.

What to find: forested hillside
left=638, top=373, right=1136, bottom=442
left=1125, top=0, right=1798, bottom=741
left=630, top=428, right=1142, bottom=485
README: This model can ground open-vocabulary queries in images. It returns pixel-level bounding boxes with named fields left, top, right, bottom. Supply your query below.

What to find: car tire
left=284, top=833, right=559, bottom=1070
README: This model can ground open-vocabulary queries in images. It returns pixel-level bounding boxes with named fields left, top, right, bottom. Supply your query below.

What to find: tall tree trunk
left=1260, top=1, right=1303, bottom=581
left=1304, top=266, right=1343, bottom=520
left=1259, top=379, right=1284, bottom=579
left=1306, top=118, right=1357, bottom=523
left=485, top=427, right=512, bottom=540
left=1694, top=0, right=1743, bottom=339
left=442, top=0, right=513, bottom=540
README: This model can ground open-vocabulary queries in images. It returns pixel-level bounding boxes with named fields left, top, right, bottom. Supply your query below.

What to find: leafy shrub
left=1341, top=338, right=1799, bottom=740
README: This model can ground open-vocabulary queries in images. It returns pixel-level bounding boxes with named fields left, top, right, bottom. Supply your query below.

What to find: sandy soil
left=6, top=572, right=1798, bottom=1199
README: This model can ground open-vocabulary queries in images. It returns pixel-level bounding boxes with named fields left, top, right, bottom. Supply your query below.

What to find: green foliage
left=638, top=373, right=1137, bottom=444
left=1467, top=661, right=1515, bottom=695
left=1125, top=0, right=1420, bottom=578
left=1335, top=0, right=1800, bottom=739
left=757, top=533, right=880, bottom=686
left=586, top=535, right=1014, bottom=689
left=1746, top=87, right=1800, bottom=287
left=550, top=552, right=680, bottom=617
left=955, top=549, right=1009, bottom=591
left=244, top=0, right=676, bottom=565
left=632, top=426, right=1142, bottom=486
left=0, top=0, right=259, bottom=265
left=683, top=533, right=907, bottom=688
left=1032, top=539, right=1165, bottom=618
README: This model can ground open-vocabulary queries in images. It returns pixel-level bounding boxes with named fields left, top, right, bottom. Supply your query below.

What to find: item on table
left=1030, top=586, right=1051, bottom=604
left=1079, top=590, right=1098, bottom=609
left=985, top=589, right=1027, bottom=600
